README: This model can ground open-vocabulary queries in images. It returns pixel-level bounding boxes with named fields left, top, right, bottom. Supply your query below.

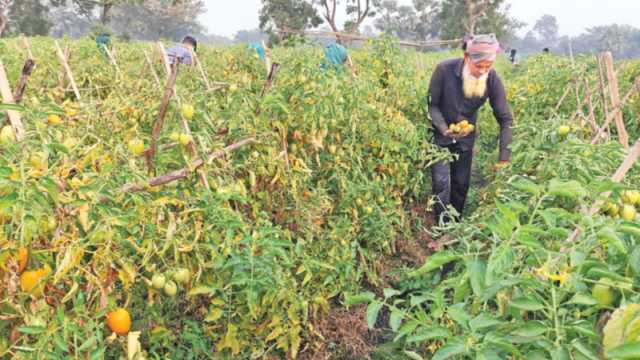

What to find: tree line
left=0, top=0, right=205, bottom=42
left=259, top=0, right=640, bottom=59
left=1, top=0, right=639, bottom=59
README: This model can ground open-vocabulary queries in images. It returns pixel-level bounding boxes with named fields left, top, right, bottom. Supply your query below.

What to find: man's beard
left=462, top=64, right=488, bottom=98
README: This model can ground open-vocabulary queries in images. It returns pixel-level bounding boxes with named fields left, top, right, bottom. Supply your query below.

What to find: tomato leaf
left=605, top=342, right=640, bottom=359
left=409, top=251, right=458, bottom=277
left=366, top=301, right=383, bottom=329
left=509, top=296, right=545, bottom=311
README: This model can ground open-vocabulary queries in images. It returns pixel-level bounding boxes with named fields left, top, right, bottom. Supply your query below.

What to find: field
left=0, top=36, right=640, bottom=359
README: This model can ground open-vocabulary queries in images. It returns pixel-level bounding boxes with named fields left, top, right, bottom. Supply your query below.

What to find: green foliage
left=359, top=51, right=640, bottom=359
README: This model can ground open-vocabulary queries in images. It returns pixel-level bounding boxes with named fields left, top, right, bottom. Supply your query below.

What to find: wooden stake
left=191, top=50, right=212, bottom=90
left=603, top=52, right=629, bottom=149
left=143, top=50, right=161, bottom=87
left=145, top=60, right=180, bottom=172
left=54, top=40, right=81, bottom=100
left=13, top=59, right=35, bottom=104
left=0, top=60, right=25, bottom=141
left=102, top=44, right=120, bottom=74
left=260, top=62, right=279, bottom=98
left=155, top=42, right=171, bottom=78
left=591, top=77, right=640, bottom=144
left=21, top=36, right=34, bottom=60
left=123, top=137, right=256, bottom=193
left=583, top=78, right=598, bottom=131
left=255, top=63, right=280, bottom=115
left=567, top=137, right=640, bottom=243
left=176, top=100, right=210, bottom=189
left=596, top=54, right=610, bottom=119
left=57, top=45, right=69, bottom=90
left=554, top=87, right=572, bottom=112
left=262, top=40, right=272, bottom=76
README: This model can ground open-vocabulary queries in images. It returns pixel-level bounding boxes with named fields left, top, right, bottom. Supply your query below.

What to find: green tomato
left=163, top=280, right=178, bottom=297
left=151, top=273, right=166, bottom=290
left=173, top=268, right=191, bottom=284
left=592, top=278, right=618, bottom=307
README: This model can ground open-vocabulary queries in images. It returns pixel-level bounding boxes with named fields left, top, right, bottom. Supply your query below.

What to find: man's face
left=183, top=41, right=194, bottom=51
left=465, top=56, right=494, bottom=78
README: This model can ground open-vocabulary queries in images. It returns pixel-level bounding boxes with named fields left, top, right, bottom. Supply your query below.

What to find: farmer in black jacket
left=428, top=34, right=513, bottom=223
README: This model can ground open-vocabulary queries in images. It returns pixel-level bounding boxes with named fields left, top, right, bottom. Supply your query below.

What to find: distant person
left=427, top=34, right=513, bottom=223
left=96, top=33, right=111, bottom=58
left=509, top=48, right=519, bottom=65
left=166, top=36, right=197, bottom=66
left=321, top=43, right=348, bottom=70
left=248, top=42, right=266, bottom=60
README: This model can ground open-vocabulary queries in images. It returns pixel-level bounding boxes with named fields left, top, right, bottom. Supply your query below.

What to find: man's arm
left=489, top=73, right=513, bottom=162
left=428, top=64, right=449, bottom=136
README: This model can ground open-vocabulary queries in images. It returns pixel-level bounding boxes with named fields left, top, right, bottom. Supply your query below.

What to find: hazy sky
left=202, top=0, right=640, bottom=38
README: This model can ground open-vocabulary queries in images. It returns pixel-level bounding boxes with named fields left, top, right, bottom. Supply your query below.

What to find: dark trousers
left=432, top=144, right=473, bottom=223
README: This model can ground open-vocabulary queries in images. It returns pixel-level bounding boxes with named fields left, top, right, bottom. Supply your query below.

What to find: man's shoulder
left=436, top=58, right=463, bottom=70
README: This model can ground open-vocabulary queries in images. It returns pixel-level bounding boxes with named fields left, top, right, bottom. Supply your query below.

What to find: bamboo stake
left=255, top=62, right=280, bottom=115
left=57, top=45, right=69, bottom=90
left=176, top=100, right=210, bottom=189
left=145, top=60, right=180, bottom=172
left=191, top=51, right=211, bottom=90
left=262, top=40, right=272, bottom=76
left=583, top=79, right=598, bottom=131
left=149, top=46, right=209, bottom=188
left=567, top=138, right=640, bottom=243
left=123, top=138, right=256, bottom=193
left=554, top=87, right=572, bottom=112
left=568, top=53, right=585, bottom=127
left=603, top=52, right=629, bottom=149
left=143, top=50, right=161, bottom=87
left=21, top=36, right=34, bottom=60
left=596, top=54, right=611, bottom=138
left=102, top=44, right=120, bottom=74
left=54, top=40, right=81, bottom=100
left=0, top=60, right=25, bottom=141
left=591, top=77, right=640, bottom=145
left=155, top=42, right=171, bottom=78
left=13, top=59, right=35, bottom=104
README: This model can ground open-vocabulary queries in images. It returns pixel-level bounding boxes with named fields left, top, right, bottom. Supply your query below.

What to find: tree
left=49, top=4, right=93, bottom=38
left=533, top=14, right=559, bottom=47
left=374, top=0, right=438, bottom=41
left=259, top=0, right=322, bottom=43
left=234, top=29, right=268, bottom=44
left=109, top=0, right=205, bottom=40
left=7, top=0, right=56, bottom=36
left=565, top=24, right=640, bottom=59
left=439, top=0, right=522, bottom=44
left=0, top=0, right=12, bottom=36
left=413, top=0, right=440, bottom=40
left=313, top=0, right=380, bottom=38
left=70, top=0, right=145, bottom=25
left=345, top=0, right=380, bottom=33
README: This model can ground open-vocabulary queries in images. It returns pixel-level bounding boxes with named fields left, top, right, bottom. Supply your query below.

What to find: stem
left=551, top=286, right=562, bottom=345
left=528, top=195, right=547, bottom=226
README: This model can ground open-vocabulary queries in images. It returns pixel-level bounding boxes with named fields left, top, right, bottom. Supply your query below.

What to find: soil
left=298, top=201, right=438, bottom=359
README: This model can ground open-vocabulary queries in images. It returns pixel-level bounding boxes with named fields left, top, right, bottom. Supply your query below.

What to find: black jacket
left=427, top=58, right=513, bottom=161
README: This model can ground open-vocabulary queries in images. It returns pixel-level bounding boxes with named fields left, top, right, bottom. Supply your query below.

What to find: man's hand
left=444, top=128, right=474, bottom=140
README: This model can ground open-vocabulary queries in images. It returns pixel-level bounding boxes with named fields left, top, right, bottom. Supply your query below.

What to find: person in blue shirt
left=322, top=43, right=349, bottom=70
left=96, top=33, right=111, bottom=59
left=166, top=36, right=197, bottom=66
left=248, top=42, right=266, bottom=60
